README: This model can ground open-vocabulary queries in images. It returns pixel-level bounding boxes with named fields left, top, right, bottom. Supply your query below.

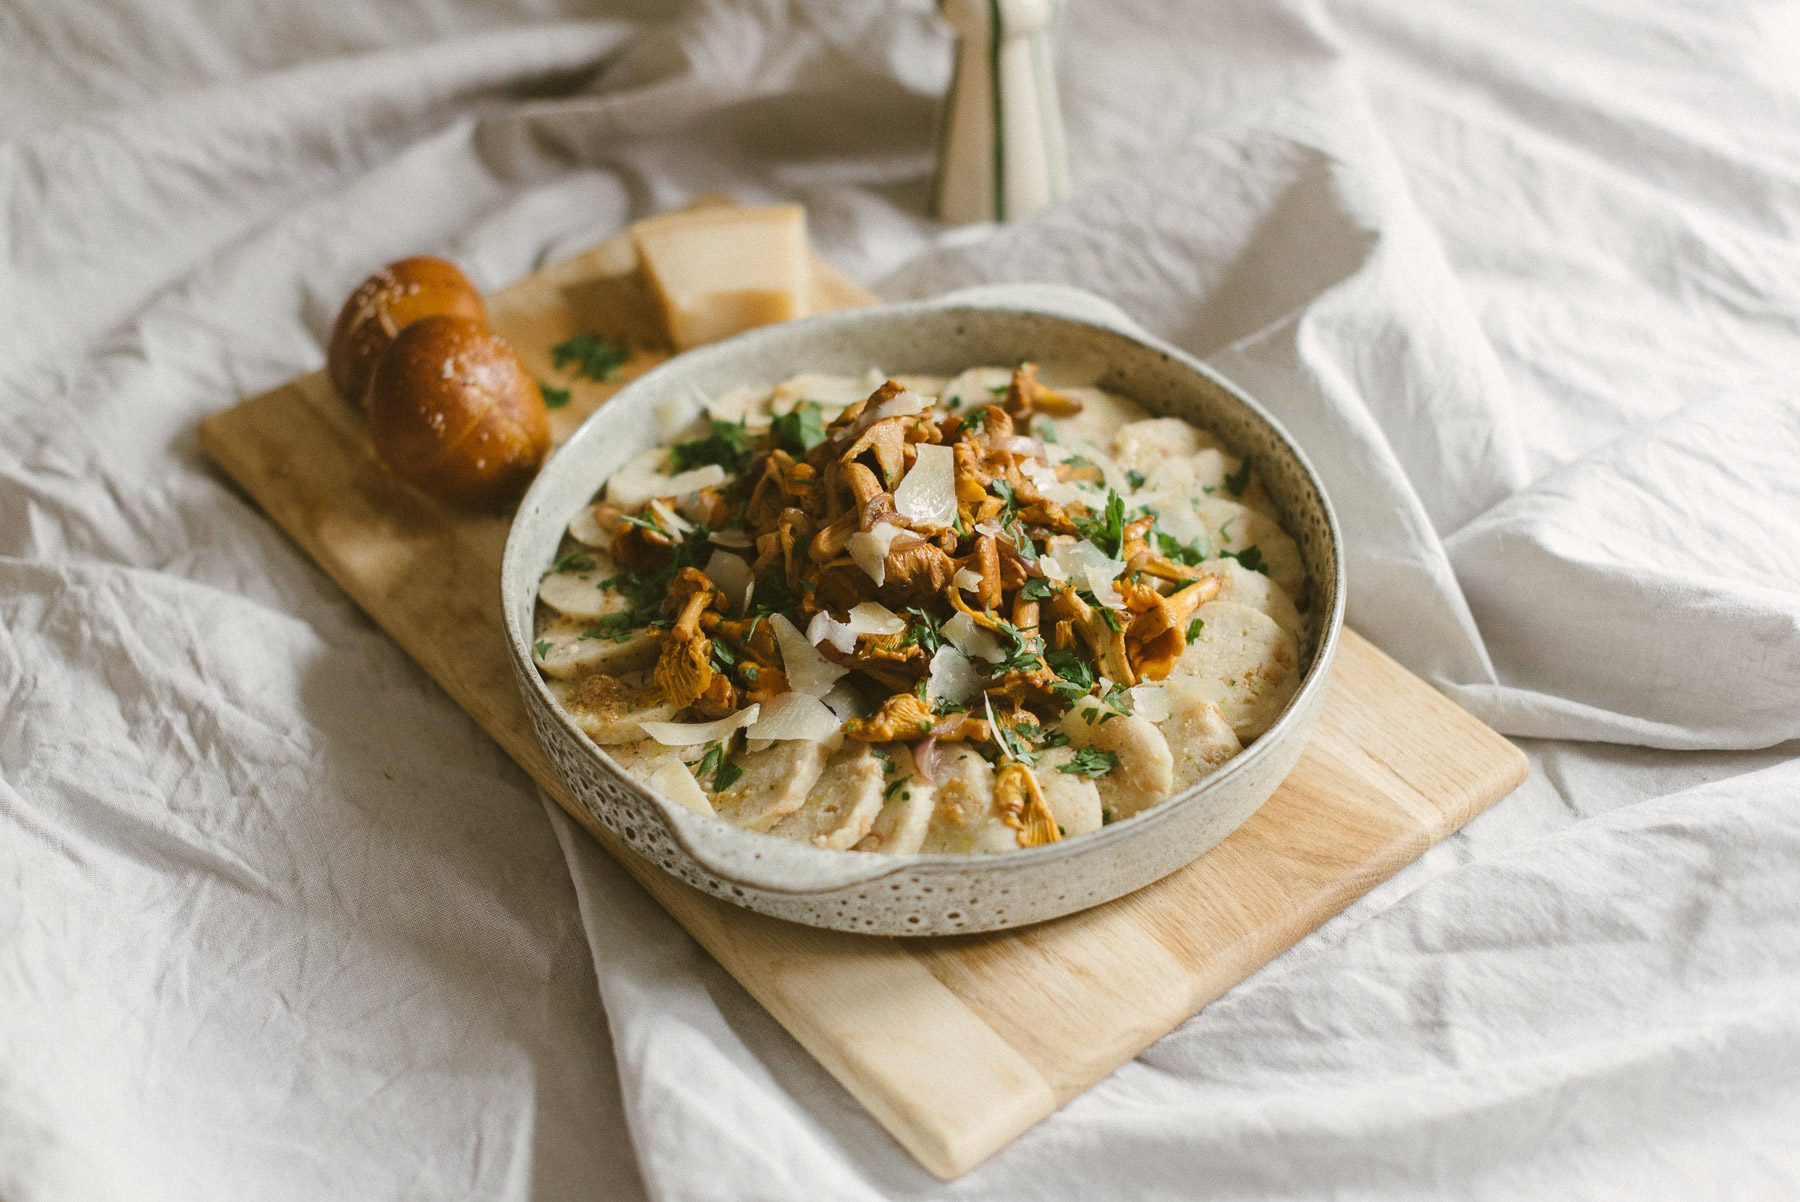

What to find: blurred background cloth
left=3, top=1, right=1798, bottom=1198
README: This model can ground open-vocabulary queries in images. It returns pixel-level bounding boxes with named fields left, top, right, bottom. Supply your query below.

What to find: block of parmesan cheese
left=630, top=204, right=809, bottom=350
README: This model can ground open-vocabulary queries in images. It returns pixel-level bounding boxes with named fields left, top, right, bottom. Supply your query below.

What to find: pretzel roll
left=367, top=315, right=549, bottom=508
left=327, top=256, right=487, bottom=409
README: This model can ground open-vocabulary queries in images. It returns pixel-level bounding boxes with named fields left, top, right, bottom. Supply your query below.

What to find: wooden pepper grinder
left=931, top=0, right=1070, bottom=224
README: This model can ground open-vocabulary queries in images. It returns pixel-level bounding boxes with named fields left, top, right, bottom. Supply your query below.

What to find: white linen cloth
left=3, top=0, right=1798, bottom=1197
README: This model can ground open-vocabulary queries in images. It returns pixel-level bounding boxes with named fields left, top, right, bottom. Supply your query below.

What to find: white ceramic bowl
left=502, top=284, right=1344, bottom=935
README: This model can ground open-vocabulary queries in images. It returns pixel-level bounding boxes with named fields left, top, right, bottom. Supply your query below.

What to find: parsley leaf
left=713, top=762, right=744, bottom=791
left=548, top=552, right=597, bottom=575
left=1125, top=468, right=1146, bottom=490
left=1155, top=529, right=1211, bottom=566
left=1019, top=578, right=1056, bottom=602
left=540, top=382, right=572, bottom=410
left=961, top=407, right=991, bottom=433
left=1222, top=544, right=1267, bottom=575
left=771, top=402, right=826, bottom=454
left=1074, top=490, right=1127, bottom=557
left=1045, top=646, right=1096, bottom=702
left=551, top=333, right=629, bottom=382
left=533, top=639, right=552, bottom=659
left=1186, top=617, right=1205, bottom=642
left=1223, top=455, right=1253, bottom=497
left=902, top=607, right=943, bottom=654
left=1059, top=747, right=1119, bottom=778
left=884, top=775, right=912, bottom=801
left=670, top=418, right=754, bottom=474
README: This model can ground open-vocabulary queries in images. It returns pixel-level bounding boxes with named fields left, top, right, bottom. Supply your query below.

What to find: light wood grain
left=198, top=218, right=1526, bottom=1180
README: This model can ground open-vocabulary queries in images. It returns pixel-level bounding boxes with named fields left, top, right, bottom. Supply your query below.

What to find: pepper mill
left=931, top=0, right=1070, bottom=224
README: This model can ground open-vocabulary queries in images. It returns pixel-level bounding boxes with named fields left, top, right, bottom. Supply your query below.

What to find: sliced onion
left=703, top=550, right=754, bottom=615
left=943, top=611, right=1003, bottom=662
left=746, top=692, right=843, bottom=744
left=848, top=521, right=904, bottom=586
left=892, top=443, right=956, bottom=528
left=772, top=613, right=847, bottom=697
left=639, top=705, right=761, bottom=747
left=847, top=601, right=906, bottom=637
left=953, top=567, right=984, bottom=593
left=1128, top=682, right=1171, bottom=722
left=925, top=644, right=982, bottom=706
left=912, top=737, right=941, bottom=785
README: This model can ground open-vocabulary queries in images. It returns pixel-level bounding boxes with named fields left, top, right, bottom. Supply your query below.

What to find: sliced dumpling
left=1199, top=556, right=1305, bottom=646
left=1171, top=600, right=1300, bottom=741
left=853, top=744, right=937, bottom=854
left=1052, top=385, right=1151, bottom=449
left=1192, top=497, right=1305, bottom=596
left=1056, top=700, right=1175, bottom=820
left=1139, top=448, right=1280, bottom=521
left=548, top=671, right=678, bottom=743
left=1158, top=680, right=1245, bottom=792
left=1034, top=747, right=1105, bottom=837
left=919, top=745, right=1017, bottom=854
left=709, top=740, right=831, bottom=831
left=538, top=551, right=626, bottom=621
left=607, top=738, right=714, bottom=815
left=1112, top=417, right=1218, bottom=475
left=533, top=616, right=659, bottom=679
left=766, top=742, right=886, bottom=850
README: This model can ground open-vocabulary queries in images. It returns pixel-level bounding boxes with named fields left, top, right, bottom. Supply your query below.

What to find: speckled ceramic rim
left=503, top=284, right=1344, bottom=900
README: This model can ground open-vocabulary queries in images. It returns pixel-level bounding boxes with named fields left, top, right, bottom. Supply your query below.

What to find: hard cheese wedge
left=631, top=204, right=809, bottom=350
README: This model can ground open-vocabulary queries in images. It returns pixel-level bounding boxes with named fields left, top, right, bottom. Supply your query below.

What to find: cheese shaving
left=639, top=705, right=760, bottom=747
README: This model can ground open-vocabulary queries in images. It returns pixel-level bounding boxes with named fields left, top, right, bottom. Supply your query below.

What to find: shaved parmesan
left=639, top=705, right=760, bottom=747
left=954, top=567, right=984, bottom=593
left=746, top=692, right=843, bottom=745
left=708, top=528, right=754, bottom=549
left=847, top=601, right=906, bottom=637
left=703, top=550, right=754, bottom=614
left=820, top=680, right=869, bottom=722
left=1051, top=540, right=1127, bottom=609
left=656, top=391, right=699, bottom=441
left=926, top=645, right=983, bottom=706
left=648, top=498, right=693, bottom=536
left=772, top=614, right=847, bottom=696
left=848, top=521, right=904, bottom=586
left=1020, top=459, right=1091, bottom=507
left=806, top=610, right=858, bottom=654
left=1128, top=682, right=1171, bottom=722
left=943, top=611, right=1003, bottom=662
left=873, top=390, right=930, bottom=420
left=893, top=443, right=956, bottom=528
left=607, top=457, right=727, bottom=510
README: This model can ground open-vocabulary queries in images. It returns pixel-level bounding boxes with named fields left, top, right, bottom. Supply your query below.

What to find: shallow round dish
left=502, top=283, right=1344, bottom=935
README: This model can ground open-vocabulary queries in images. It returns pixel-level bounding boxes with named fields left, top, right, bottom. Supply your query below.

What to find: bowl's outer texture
left=503, top=284, right=1344, bottom=935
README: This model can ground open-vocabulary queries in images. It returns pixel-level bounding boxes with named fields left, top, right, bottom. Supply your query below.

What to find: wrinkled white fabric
left=3, top=1, right=1798, bottom=1199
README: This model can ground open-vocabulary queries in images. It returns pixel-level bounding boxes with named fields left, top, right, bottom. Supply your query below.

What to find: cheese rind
left=630, top=204, right=809, bottom=349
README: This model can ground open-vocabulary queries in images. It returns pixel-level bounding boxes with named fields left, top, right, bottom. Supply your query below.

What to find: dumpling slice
left=607, top=738, right=714, bottom=815
left=1049, top=385, right=1152, bottom=448
left=1158, top=679, right=1245, bottom=792
left=766, top=742, right=887, bottom=851
left=1111, top=417, right=1219, bottom=475
left=1056, top=699, right=1175, bottom=820
left=1140, top=449, right=1281, bottom=521
left=538, top=550, right=627, bottom=621
left=1198, top=556, right=1305, bottom=646
left=1192, top=497, right=1305, bottom=597
left=1171, top=600, right=1300, bottom=741
left=919, top=745, right=1021, bottom=854
left=709, top=740, right=831, bottom=832
left=533, top=616, right=659, bottom=679
left=853, top=744, right=937, bottom=855
left=547, top=671, right=678, bottom=743
left=1033, top=747, right=1105, bottom=837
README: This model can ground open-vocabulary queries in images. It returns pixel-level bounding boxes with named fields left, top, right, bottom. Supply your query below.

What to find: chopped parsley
left=990, top=620, right=1042, bottom=675
left=1045, top=646, right=1096, bottom=703
left=1019, top=578, right=1056, bottom=602
left=771, top=402, right=826, bottom=454
left=1222, top=456, right=1253, bottom=497
left=579, top=611, right=637, bottom=642
left=1035, top=417, right=1059, bottom=443
left=533, top=639, right=552, bottom=660
left=871, top=746, right=894, bottom=772
left=1058, top=746, right=1119, bottom=778
left=670, top=418, right=754, bottom=474
left=988, top=383, right=1009, bottom=396
left=1125, top=468, right=1147, bottom=490
left=993, top=478, right=1020, bottom=517
left=902, top=607, right=943, bottom=654
left=1101, top=681, right=1134, bottom=715
left=884, top=775, right=912, bottom=802
left=1186, top=617, right=1205, bottom=642
left=551, top=333, right=629, bottom=382
left=961, top=407, right=992, bottom=433
left=713, top=762, right=743, bottom=791
left=1222, top=544, right=1268, bottom=575
left=548, top=552, right=597, bottom=575
left=540, top=382, right=572, bottom=410
left=1074, top=489, right=1127, bottom=558
left=1156, top=530, right=1211, bottom=567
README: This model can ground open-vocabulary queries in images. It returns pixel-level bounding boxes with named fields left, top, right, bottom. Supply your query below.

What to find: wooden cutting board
left=197, top=216, right=1528, bottom=1181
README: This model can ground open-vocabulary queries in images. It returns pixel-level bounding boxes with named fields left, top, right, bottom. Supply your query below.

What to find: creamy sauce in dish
left=533, top=366, right=1307, bottom=855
